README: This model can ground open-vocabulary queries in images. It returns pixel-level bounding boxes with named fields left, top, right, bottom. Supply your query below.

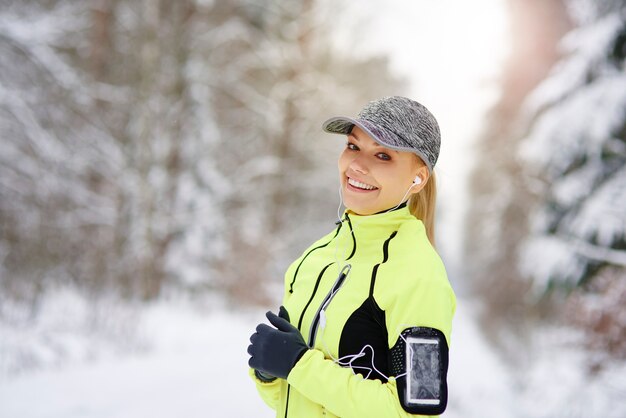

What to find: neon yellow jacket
left=251, top=205, right=456, bottom=418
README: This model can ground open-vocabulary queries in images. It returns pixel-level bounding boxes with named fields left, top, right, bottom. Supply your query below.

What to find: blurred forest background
left=467, top=0, right=626, bottom=363
left=1, top=0, right=625, bottom=415
left=0, top=0, right=404, bottom=304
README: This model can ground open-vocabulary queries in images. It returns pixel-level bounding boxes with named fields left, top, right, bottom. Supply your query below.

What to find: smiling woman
left=247, top=96, right=455, bottom=418
left=338, top=126, right=427, bottom=216
left=324, top=96, right=441, bottom=246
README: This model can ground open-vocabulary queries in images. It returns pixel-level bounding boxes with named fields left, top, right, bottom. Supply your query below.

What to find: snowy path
left=1, top=298, right=515, bottom=418
left=0, top=305, right=272, bottom=418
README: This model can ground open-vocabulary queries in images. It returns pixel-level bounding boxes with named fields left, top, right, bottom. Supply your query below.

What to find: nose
left=349, top=155, right=368, bottom=175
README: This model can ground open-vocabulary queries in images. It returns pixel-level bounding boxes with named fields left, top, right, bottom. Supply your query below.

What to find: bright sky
left=331, top=0, right=510, bottom=282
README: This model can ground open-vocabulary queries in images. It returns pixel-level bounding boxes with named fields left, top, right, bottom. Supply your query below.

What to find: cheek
left=378, top=172, right=400, bottom=194
left=379, top=165, right=413, bottom=195
left=338, top=150, right=350, bottom=174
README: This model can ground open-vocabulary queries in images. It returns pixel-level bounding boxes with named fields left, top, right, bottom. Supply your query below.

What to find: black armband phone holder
left=389, top=327, right=449, bottom=415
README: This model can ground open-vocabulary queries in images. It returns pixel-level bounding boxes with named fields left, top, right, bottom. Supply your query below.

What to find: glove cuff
left=254, top=369, right=277, bottom=383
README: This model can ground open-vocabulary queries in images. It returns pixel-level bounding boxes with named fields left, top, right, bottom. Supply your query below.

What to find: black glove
left=252, top=307, right=290, bottom=382
left=248, top=306, right=308, bottom=380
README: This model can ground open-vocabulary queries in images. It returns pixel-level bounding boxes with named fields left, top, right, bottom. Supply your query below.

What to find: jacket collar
left=340, top=202, right=417, bottom=238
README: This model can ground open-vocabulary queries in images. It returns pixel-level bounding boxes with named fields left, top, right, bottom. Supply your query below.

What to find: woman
left=247, top=96, right=456, bottom=417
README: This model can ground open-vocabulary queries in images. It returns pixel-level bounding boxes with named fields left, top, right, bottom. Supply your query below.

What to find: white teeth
left=348, top=177, right=377, bottom=190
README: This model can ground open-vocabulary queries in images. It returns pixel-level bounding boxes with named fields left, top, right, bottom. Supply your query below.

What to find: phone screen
left=405, top=336, right=441, bottom=405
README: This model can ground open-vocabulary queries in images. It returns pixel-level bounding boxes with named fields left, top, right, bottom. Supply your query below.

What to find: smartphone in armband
left=406, top=336, right=442, bottom=406
left=389, top=327, right=449, bottom=415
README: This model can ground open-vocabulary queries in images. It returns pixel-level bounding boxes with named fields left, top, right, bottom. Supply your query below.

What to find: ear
left=409, top=166, right=429, bottom=195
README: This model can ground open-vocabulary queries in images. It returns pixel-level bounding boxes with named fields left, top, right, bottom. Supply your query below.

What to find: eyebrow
left=348, top=132, right=381, bottom=146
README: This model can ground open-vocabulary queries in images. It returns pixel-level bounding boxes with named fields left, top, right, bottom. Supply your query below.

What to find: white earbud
left=413, top=176, right=422, bottom=185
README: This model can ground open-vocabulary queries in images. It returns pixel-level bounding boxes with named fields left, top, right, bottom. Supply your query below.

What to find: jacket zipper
left=284, top=217, right=356, bottom=418
left=284, top=264, right=350, bottom=418
left=306, top=213, right=356, bottom=346
left=308, top=264, right=351, bottom=347
left=288, top=223, right=343, bottom=294
left=284, top=262, right=334, bottom=418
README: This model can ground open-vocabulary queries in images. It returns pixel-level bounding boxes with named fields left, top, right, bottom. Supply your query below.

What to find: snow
left=0, top=295, right=272, bottom=418
left=520, top=76, right=626, bottom=181
left=517, top=326, right=626, bottom=418
left=2, top=291, right=625, bottom=418
left=1, top=0, right=625, bottom=416
left=444, top=301, right=516, bottom=418
left=521, top=12, right=624, bottom=117
left=517, top=3, right=626, bottom=289
left=518, top=235, right=585, bottom=291
left=571, top=163, right=626, bottom=247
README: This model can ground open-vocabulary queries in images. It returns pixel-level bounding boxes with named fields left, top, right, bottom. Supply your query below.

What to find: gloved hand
left=248, top=306, right=309, bottom=380
left=253, top=307, right=291, bottom=383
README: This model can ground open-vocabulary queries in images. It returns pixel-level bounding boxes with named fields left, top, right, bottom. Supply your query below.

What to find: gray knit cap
left=322, top=96, right=441, bottom=172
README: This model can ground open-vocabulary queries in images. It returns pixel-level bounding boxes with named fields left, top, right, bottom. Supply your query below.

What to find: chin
left=342, top=183, right=394, bottom=215
left=344, top=202, right=376, bottom=216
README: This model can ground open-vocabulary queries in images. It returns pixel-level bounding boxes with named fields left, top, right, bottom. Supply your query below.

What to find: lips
left=347, top=176, right=378, bottom=191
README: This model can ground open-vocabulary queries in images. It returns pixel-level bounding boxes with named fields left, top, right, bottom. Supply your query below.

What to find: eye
left=346, top=142, right=359, bottom=151
left=376, top=152, right=391, bottom=161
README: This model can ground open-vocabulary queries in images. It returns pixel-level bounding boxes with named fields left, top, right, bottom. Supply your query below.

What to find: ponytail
left=408, top=170, right=437, bottom=248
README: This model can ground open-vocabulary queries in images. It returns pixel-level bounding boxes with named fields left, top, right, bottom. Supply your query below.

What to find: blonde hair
left=408, top=170, right=437, bottom=248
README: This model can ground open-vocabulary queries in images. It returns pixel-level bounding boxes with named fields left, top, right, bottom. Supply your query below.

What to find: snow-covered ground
left=1, top=290, right=625, bottom=418
left=0, top=292, right=271, bottom=418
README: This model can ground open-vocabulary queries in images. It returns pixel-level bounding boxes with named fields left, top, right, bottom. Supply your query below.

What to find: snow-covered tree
left=463, top=0, right=571, bottom=336
left=465, top=0, right=626, bottom=359
left=0, top=0, right=125, bottom=300
left=518, top=0, right=626, bottom=356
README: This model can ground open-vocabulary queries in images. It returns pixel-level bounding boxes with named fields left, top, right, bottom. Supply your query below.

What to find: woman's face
left=338, top=126, right=428, bottom=215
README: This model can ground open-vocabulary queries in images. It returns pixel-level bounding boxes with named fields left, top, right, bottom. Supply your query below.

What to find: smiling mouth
left=347, top=177, right=378, bottom=191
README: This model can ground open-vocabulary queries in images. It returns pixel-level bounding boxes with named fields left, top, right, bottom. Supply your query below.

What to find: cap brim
left=322, top=116, right=434, bottom=172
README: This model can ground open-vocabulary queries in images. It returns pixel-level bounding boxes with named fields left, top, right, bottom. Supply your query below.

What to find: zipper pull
left=335, top=213, right=350, bottom=225
left=336, top=264, right=351, bottom=286
left=320, top=310, right=327, bottom=329
left=311, top=264, right=352, bottom=346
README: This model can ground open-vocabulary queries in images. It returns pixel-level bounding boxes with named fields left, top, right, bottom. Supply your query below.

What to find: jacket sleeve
left=288, top=350, right=426, bottom=418
left=287, top=277, right=456, bottom=418
left=248, top=279, right=293, bottom=411
left=249, top=368, right=282, bottom=410
left=248, top=233, right=320, bottom=411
